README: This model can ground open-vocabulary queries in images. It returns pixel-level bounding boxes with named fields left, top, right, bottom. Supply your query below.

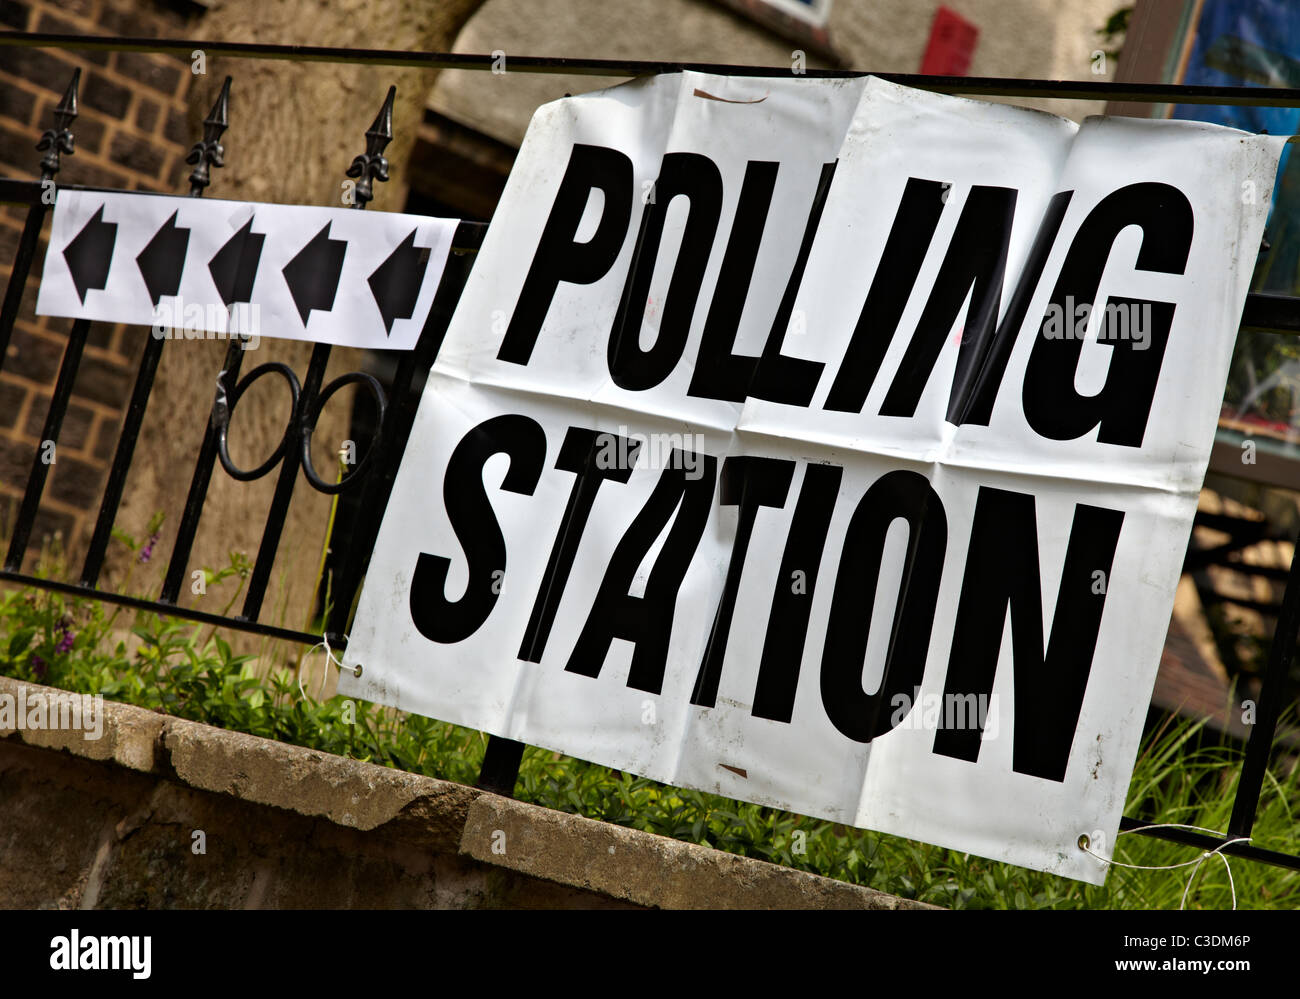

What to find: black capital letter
left=932, top=487, right=1124, bottom=782
left=518, top=427, right=641, bottom=663
left=687, top=160, right=779, bottom=402
left=824, top=177, right=949, bottom=414
left=566, top=454, right=719, bottom=693
left=691, top=455, right=794, bottom=707
left=1022, top=182, right=1192, bottom=447
left=752, top=462, right=843, bottom=723
left=820, top=470, right=947, bottom=743
left=498, top=144, right=633, bottom=365
left=409, top=415, right=547, bottom=643
left=747, top=161, right=837, bottom=407
left=608, top=152, right=723, bottom=391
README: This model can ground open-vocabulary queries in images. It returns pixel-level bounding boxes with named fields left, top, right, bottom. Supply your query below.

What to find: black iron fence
left=1, top=32, right=1300, bottom=875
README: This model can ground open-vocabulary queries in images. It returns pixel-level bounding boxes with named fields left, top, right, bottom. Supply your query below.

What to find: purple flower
left=30, top=654, right=46, bottom=679
left=139, top=532, right=159, bottom=564
left=56, top=627, right=74, bottom=654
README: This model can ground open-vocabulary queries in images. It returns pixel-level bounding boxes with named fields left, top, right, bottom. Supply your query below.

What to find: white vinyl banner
left=341, top=73, right=1287, bottom=883
left=36, top=191, right=457, bottom=350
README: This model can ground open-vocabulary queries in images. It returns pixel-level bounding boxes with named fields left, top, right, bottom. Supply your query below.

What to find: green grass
left=1, top=535, right=1297, bottom=909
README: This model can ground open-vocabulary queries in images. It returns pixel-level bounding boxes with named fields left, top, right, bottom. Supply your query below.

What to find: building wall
left=429, top=0, right=1124, bottom=147
left=0, top=0, right=198, bottom=563
left=828, top=0, right=1124, bottom=120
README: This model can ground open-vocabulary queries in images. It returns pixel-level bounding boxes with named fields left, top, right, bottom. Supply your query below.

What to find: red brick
left=109, top=129, right=166, bottom=178
left=135, top=95, right=160, bottom=134
left=73, top=355, right=131, bottom=408
left=48, top=452, right=102, bottom=508
left=81, top=71, right=131, bottom=118
left=128, top=173, right=165, bottom=194
left=49, top=0, right=95, bottom=18
left=0, top=78, right=36, bottom=126
left=69, top=112, right=106, bottom=157
left=99, top=5, right=163, bottom=37
left=115, top=324, right=148, bottom=365
left=0, top=0, right=29, bottom=30
left=114, top=52, right=184, bottom=97
left=35, top=12, right=109, bottom=65
left=4, top=329, right=65, bottom=384
left=36, top=9, right=88, bottom=33
left=23, top=394, right=94, bottom=450
left=0, top=120, right=36, bottom=173
left=0, top=221, right=21, bottom=268
left=0, top=433, right=35, bottom=492
left=86, top=323, right=115, bottom=351
left=0, top=48, right=80, bottom=99
left=92, top=414, right=119, bottom=462
left=65, top=160, right=130, bottom=190
left=164, top=106, right=189, bottom=146
left=0, top=214, right=39, bottom=272
left=18, top=271, right=42, bottom=315
left=0, top=377, right=26, bottom=429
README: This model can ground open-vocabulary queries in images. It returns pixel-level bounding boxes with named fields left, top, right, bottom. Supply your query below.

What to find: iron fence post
left=81, top=76, right=234, bottom=589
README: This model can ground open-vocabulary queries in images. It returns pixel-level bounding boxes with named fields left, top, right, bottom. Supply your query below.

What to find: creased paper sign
left=35, top=190, right=457, bottom=350
left=341, top=73, right=1286, bottom=883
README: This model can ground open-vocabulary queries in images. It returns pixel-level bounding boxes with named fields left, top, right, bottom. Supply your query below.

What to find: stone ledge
left=461, top=794, right=934, bottom=909
left=0, top=674, right=164, bottom=772
left=0, top=677, right=935, bottom=909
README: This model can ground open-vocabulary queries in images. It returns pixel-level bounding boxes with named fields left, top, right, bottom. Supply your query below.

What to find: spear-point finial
left=36, top=68, right=80, bottom=182
left=346, top=85, right=395, bottom=210
left=186, top=75, right=231, bottom=196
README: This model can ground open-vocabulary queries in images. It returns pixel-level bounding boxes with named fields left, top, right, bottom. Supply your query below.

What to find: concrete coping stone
left=0, top=676, right=936, bottom=909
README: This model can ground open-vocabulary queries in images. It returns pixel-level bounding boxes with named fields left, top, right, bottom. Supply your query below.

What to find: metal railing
left=1, top=33, right=1298, bottom=874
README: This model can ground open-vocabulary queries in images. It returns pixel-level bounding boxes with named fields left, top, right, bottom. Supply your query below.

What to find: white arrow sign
left=36, top=190, right=458, bottom=351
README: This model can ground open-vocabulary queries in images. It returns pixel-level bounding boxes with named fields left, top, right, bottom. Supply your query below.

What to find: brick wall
left=0, top=0, right=203, bottom=567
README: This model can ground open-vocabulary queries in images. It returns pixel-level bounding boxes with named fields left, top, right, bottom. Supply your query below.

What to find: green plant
left=1096, top=6, right=1132, bottom=63
left=0, top=517, right=1296, bottom=908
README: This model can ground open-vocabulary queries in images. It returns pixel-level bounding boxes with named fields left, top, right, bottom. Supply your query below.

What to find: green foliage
left=0, top=520, right=1296, bottom=908
left=1096, top=6, right=1133, bottom=62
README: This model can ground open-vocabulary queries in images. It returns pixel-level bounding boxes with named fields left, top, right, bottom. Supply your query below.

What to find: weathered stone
left=461, top=794, right=935, bottom=910
left=0, top=680, right=933, bottom=909
left=0, top=675, right=163, bottom=772
left=161, top=714, right=478, bottom=838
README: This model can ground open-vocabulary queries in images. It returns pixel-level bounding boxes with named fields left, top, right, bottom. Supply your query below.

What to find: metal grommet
left=1078, top=833, right=1091, bottom=851
left=352, top=663, right=363, bottom=679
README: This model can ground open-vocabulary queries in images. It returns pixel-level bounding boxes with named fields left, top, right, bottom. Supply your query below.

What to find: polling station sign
left=340, top=73, right=1286, bottom=882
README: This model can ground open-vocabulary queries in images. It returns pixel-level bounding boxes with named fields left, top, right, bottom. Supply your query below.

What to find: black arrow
left=367, top=228, right=430, bottom=334
left=62, top=204, right=117, bottom=303
left=282, top=222, right=348, bottom=325
left=135, top=210, right=190, bottom=306
left=208, top=215, right=265, bottom=307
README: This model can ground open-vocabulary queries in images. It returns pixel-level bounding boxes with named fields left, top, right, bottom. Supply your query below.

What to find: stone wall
left=0, top=677, right=934, bottom=909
